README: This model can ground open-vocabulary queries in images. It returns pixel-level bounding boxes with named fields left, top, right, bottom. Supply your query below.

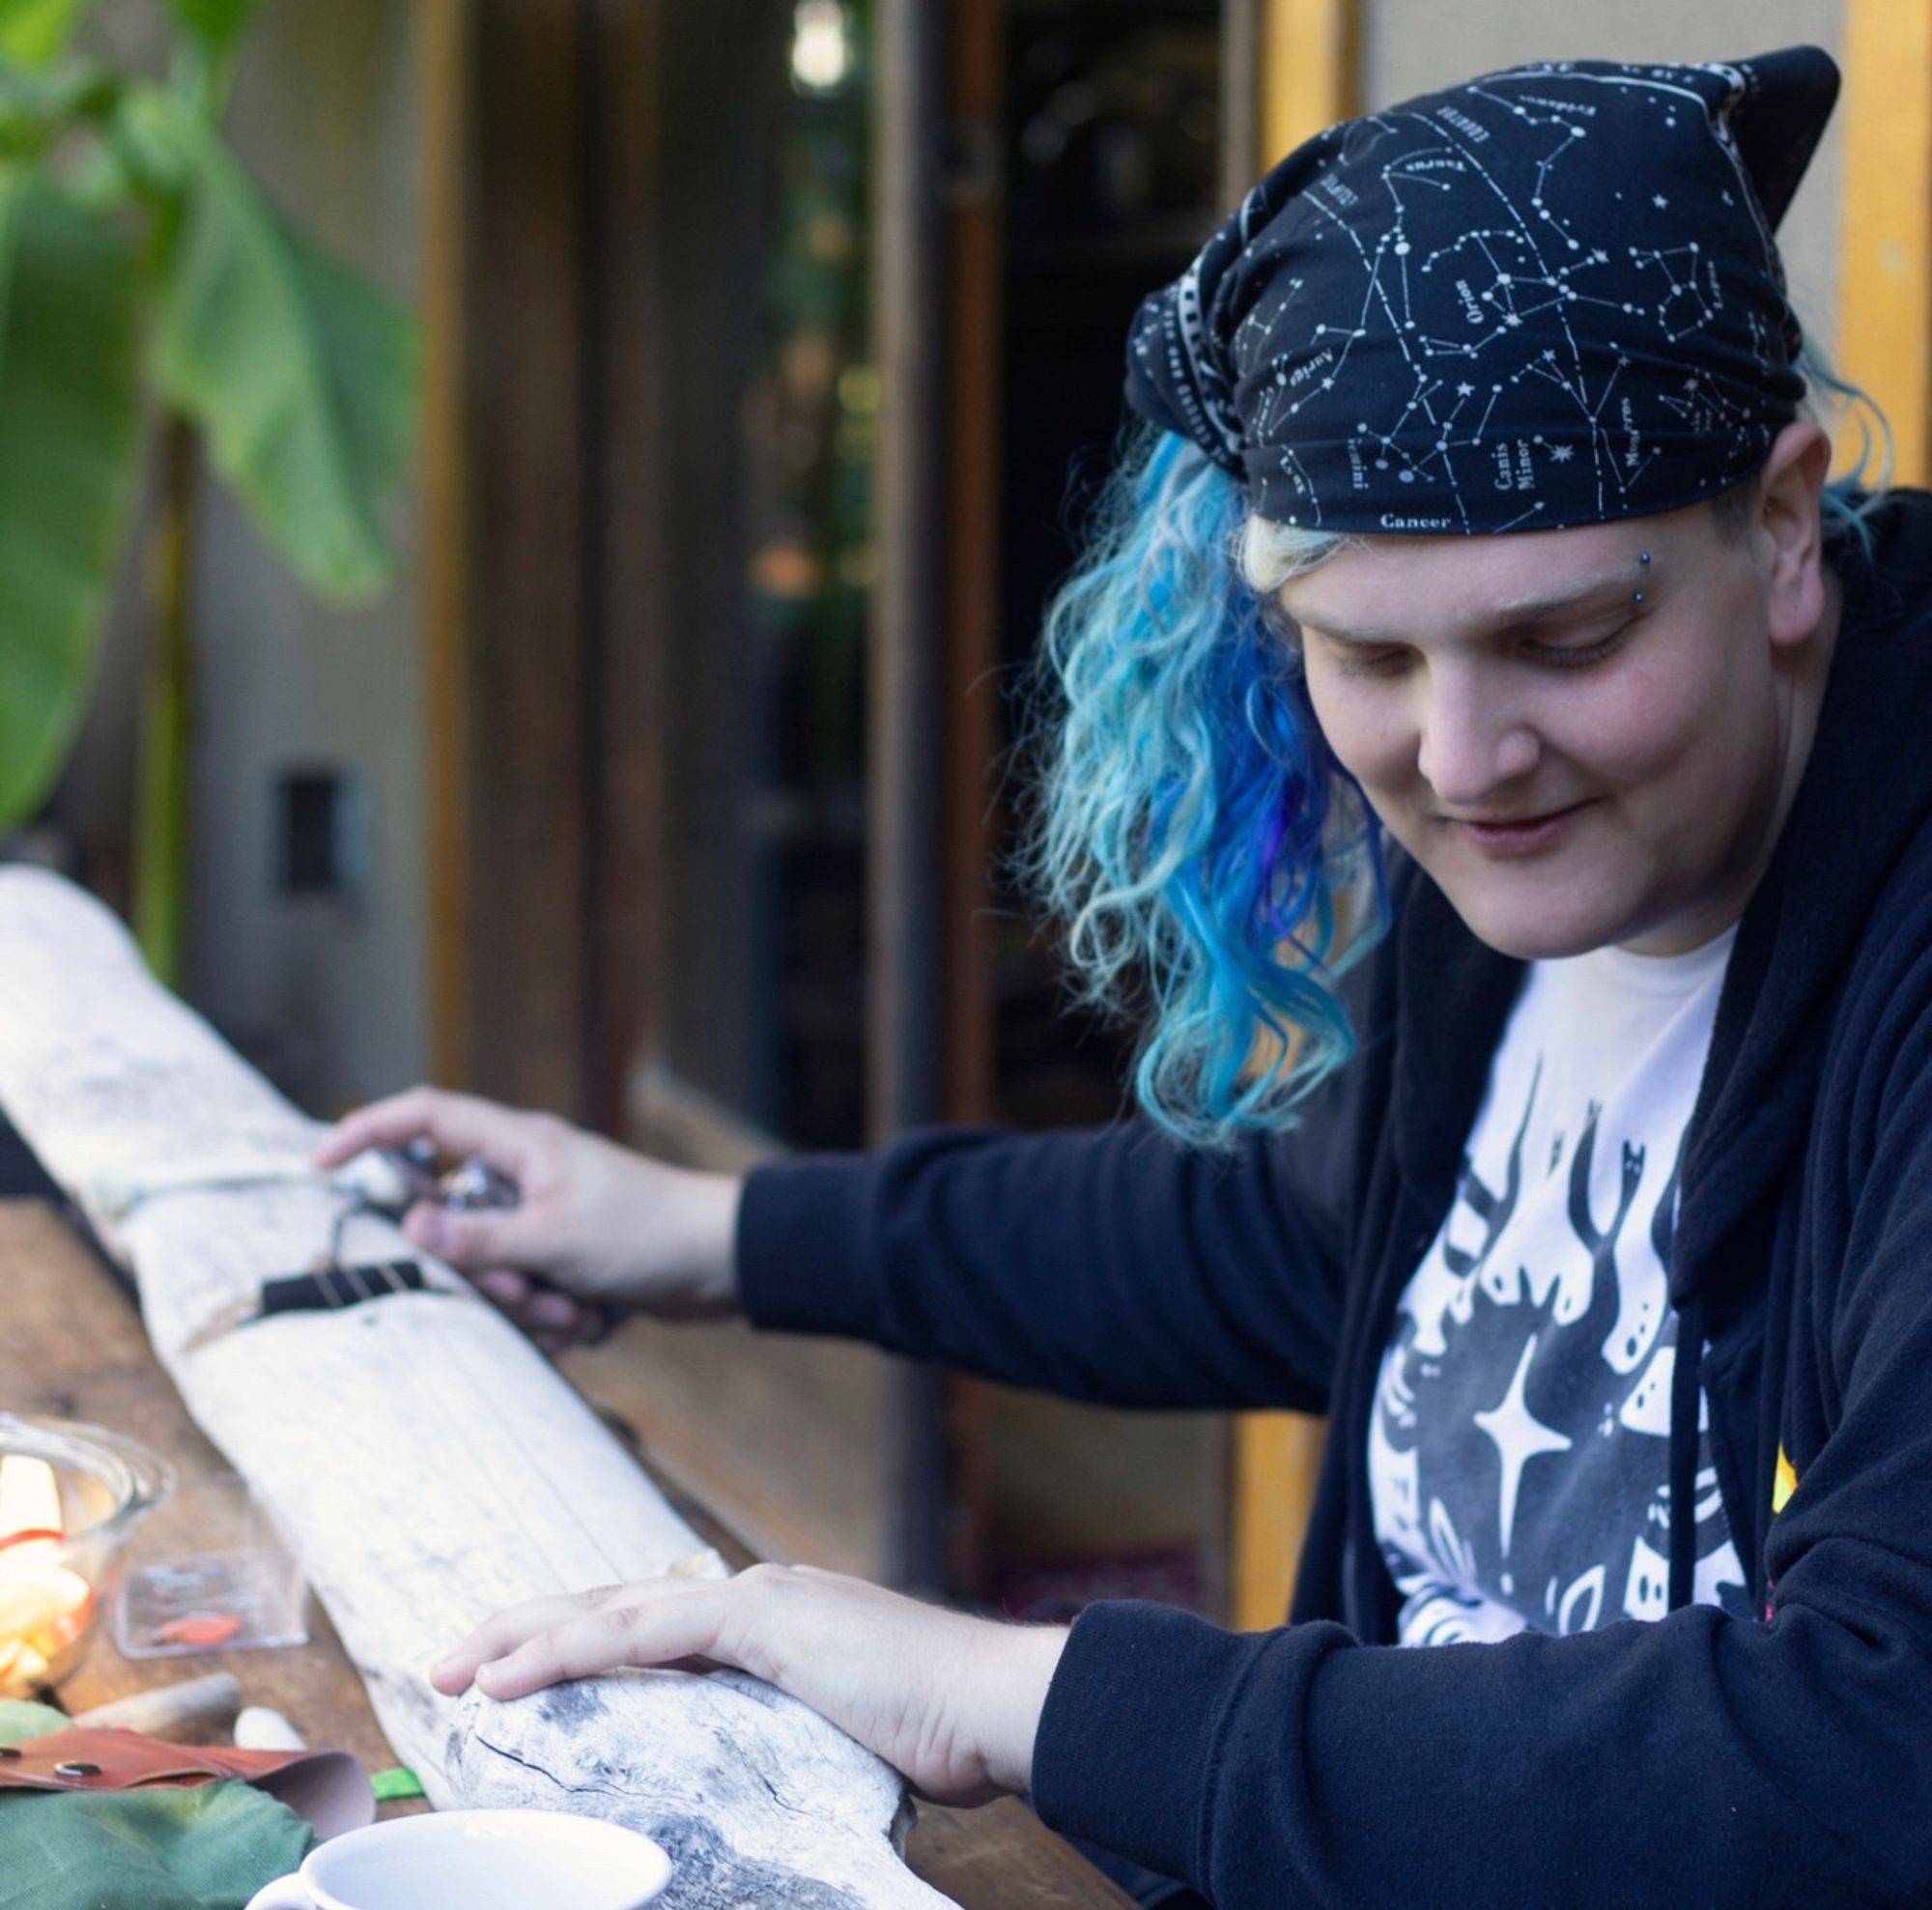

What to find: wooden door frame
left=418, top=0, right=598, bottom=1121
left=1837, top=2, right=1932, bottom=488
left=1228, top=0, right=1360, bottom=1635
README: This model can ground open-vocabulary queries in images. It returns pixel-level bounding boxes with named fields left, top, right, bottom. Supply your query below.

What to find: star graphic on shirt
left=1474, top=1334, right=1573, bottom=1557
left=1548, top=443, right=1575, bottom=462
left=1457, top=382, right=1475, bottom=397
left=1653, top=194, right=1668, bottom=209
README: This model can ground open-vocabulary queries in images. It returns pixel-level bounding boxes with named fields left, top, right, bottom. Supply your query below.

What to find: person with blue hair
left=325, top=47, right=1932, bottom=1906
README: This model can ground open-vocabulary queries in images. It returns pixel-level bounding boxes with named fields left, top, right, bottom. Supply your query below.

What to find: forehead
left=1276, top=502, right=1722, bottom=637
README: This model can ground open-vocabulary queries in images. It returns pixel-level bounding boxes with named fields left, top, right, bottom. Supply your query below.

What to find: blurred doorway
left=423, top=0, right=1242, bottom=1603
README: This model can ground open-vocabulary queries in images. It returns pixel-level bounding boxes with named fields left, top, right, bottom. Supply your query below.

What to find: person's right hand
left=312, top=1088, right=743, bottom=1351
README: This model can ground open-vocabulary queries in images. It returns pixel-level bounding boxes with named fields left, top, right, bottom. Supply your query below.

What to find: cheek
left=1301, top=668, right=1408, bottom=794
left=1538, top=641, right=1745, bottom=794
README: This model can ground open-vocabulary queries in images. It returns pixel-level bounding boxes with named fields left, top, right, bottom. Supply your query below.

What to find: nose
left=1413, top=669, right=1540, bottom=809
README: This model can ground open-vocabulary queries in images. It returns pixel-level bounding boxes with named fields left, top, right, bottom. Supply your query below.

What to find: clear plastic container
left=0, top=1412, right=174, bottom=1696
left=116, top=1468, right=308, bottom=1658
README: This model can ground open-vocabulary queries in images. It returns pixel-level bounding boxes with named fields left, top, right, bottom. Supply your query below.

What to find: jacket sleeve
left=1029, top=1022, right=1932, bottom=1906
left=733, top=1018, right=1382, bottom=1411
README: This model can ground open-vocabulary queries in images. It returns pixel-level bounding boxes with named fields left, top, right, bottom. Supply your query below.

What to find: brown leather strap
left=0, top=1725, right=375, bottom=1837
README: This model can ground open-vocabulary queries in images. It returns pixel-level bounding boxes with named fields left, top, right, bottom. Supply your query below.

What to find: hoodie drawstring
left=1666, top=1296, right=1706, bottom=1611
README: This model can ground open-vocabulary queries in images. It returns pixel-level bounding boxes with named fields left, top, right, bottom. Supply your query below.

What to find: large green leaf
left=278, top=221, right=420, bottom=545
left=143, top=94, right=416, bottom=601
left=0, top=59, right=117, bottom=139
left=0, top=172, right=141, bottom=823
left=0, top=67, right=115, bottom=231
left=0, top=0, right=89, bottom=68
left=167, top=0, right=259, bottom=60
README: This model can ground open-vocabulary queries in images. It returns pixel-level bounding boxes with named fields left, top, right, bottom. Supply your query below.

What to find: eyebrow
left=1293, top=573, right=1642, bottom=646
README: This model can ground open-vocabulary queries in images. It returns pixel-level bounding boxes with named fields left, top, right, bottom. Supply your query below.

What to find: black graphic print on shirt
left=1371, top=1043, right=1753, bottom=1646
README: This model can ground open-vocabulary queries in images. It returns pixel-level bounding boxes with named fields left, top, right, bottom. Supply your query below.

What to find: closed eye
left=1333, top=643, right=1414, bottom=679
left=1315, top=611, right=1639, bottom=679
left=1526, top=618, right=1636, bottom=670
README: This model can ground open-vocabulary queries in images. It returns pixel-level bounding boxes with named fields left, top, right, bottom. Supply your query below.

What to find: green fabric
left=0, top=1698, right=313, bottom=1909
left=0, top=1699, right=67, bottom=1744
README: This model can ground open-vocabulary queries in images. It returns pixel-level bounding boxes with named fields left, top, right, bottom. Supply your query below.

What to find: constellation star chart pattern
left=1125, top=48, right=1839, bottom=535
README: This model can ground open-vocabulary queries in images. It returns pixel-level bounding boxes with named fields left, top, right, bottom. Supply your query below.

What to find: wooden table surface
left=0, top=1200, right=1133, bottom=1909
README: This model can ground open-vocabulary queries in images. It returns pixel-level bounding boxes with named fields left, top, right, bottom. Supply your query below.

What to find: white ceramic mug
left=243, top=1808, right=672, bottom=1910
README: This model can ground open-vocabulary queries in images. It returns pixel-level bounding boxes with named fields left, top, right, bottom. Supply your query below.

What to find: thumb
left=403, top=1201, right=540, bottom=1271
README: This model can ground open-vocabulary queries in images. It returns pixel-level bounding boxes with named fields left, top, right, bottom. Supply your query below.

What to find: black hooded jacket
left=735, top=490, right=1932, bottom=1904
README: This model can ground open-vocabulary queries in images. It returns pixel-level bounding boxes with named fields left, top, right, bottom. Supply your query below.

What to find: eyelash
left=1529, top=621, right=1636, bottom=670
left=1337, top=619, right=1636, bottom=678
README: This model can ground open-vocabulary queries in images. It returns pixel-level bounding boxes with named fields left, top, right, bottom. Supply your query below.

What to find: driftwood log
left=0, top=869, right=945, bottom=1909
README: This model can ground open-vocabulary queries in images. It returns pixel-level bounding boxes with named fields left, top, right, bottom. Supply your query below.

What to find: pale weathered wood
left=0, top=869, right=942, bottom=1909
left=73, top=1672, right=242, bottom=1734
left=2, top=1199, right=1131, bottom=1906
left=0, top=1201, right=417, bottom=1790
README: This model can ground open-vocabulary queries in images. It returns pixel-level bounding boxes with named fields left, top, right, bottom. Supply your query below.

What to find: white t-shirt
left=1368, top=926, right=1754, bottom=1646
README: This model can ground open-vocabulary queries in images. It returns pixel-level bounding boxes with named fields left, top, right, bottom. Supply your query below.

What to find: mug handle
left=244, top=1876, right=315, bottom=1910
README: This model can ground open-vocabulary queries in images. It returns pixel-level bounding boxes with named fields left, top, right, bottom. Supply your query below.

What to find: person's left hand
left=431, top=1563, right=1068, bottom=1807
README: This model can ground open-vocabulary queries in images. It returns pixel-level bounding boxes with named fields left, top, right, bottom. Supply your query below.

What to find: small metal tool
left=437, top=1155, right=520, bottom=1211
left=351, top=1144, right=614, bottom=1345
left=362, top=1141, right=521, bottom=1216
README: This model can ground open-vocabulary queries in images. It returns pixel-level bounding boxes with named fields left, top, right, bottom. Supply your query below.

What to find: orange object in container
left=0, top=1414, right=172, bottom=1696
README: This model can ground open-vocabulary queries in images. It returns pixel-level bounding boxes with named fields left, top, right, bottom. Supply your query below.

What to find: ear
left=1754, top=420, right=1833, bottom=651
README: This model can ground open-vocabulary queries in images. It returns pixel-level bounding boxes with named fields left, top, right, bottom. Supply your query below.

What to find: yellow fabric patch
left=1773, top=1445, right=1799, bottom=1515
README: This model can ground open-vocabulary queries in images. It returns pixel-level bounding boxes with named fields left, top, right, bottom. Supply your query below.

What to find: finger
left=469, top=1270, right=603, bottom=1354
left=474, top=1586, right=732, bottom=1700
left=313, top=1087, right=532, bottom=1173
left=523, top=1288, right=581, bottom=1330
left=471, top=1269, right=532, bottom=1308
left=402, top=1200, right=535, bottom=1270
left=558, top=1298, right=616, bottom=1348
left=527, top=1307, right=607, bottom=1357
left=313, top=1087, right=454, bottom=1166
left=431, top=1584, right=627, bottom=1694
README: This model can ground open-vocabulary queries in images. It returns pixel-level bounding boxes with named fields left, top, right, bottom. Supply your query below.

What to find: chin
left=1433, top=879, right=1634, bottom=961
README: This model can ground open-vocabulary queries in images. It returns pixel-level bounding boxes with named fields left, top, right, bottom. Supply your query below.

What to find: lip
left=1442, top=800, right=1591, bottom=857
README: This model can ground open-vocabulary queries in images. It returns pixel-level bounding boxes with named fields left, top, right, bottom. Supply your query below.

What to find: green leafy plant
left=0, top=0, right=417, bottom=981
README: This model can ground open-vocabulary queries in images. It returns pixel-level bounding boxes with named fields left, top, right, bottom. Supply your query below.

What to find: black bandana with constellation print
left=1125, top=47, right=1838, bottom=534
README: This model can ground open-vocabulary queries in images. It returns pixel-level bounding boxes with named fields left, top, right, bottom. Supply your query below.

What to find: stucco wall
left=186, top=2, right=427, bottom=1115
left=1359, top=5, right=1846, bottom=354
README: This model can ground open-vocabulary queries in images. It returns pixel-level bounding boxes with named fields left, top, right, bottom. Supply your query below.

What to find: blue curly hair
left=1019, top=426, right=1386, bottom=1151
